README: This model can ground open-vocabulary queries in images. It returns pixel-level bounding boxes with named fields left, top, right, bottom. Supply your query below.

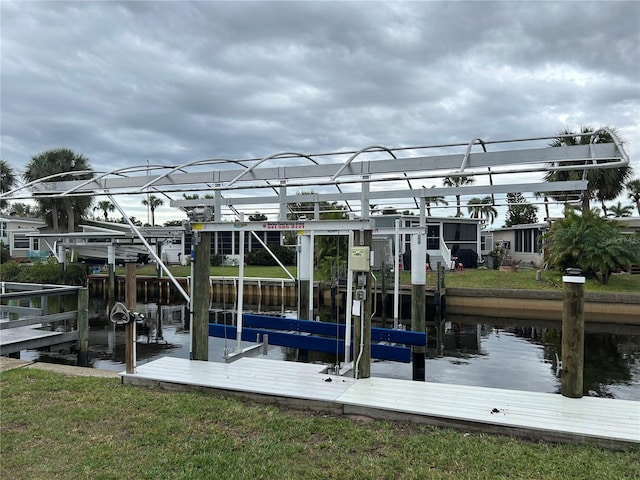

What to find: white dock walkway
left=121, top=357, right=639, bottom=450
left=0, top=325, right=77, bottom=356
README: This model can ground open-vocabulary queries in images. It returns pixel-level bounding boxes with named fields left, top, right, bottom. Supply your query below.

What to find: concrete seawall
left=446, top=288, right=640, bottom=325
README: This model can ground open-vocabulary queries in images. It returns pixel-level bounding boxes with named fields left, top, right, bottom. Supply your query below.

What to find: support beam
left=192, top=231, right=211, bottom=361
left=411, top=233, right=427, bottom=381
left=353, top=229, right=372, bottom=379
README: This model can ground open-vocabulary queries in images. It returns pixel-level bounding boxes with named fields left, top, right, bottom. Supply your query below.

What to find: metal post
left=561, top=268, right=585, bottom=398
left=124, top=261, right=136, bottom=374
left=107, top=245, right=116, bottom=354
left=76, top=288, right=89, bottom=367
left=298, top=234, right=311, bottom=319
left=344, top=231, right=354, bottom=365
left=236, top=214, right=245, bottom=352
left=393, top=219, right=400, bottom=329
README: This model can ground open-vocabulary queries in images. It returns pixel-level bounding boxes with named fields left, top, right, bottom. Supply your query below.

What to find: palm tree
left=467, top=196, right=497, bottom=224
left=142, top=195, right=164, bottom=226
left=94, top=200, right=115, bottom=221
left=23, top=148, right=93, bottom=232
left=0, top=160, right=17, bottom=210
left=534, top=191, right=551, bottom=222
left=627, top=179, right=640, bottom=216
left=443, top=176, right=475, bottom=217
left=607, top=201, right=633, bottom=218
left=424, top=185, right=448, bottom=216
left=544, top=126, right=632, bottom=213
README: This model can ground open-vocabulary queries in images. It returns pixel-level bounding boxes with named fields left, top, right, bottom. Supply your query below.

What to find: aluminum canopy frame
left=3, top=129, right=629, bottom=368
left=3, top=130, right=628, bottom=213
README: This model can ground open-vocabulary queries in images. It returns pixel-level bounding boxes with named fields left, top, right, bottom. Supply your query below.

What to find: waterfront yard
left=1, top=368, right=638, bottom=480
left=124, top=264, right=640, bottom=293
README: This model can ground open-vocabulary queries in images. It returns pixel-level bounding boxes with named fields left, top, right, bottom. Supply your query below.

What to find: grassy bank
left=1, top=369, right=637, bottom=480
left=123, top=264, right=640, bottom=293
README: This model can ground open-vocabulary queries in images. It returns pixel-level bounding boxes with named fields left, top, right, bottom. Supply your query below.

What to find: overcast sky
left=1, top=1, right=639, bottom=226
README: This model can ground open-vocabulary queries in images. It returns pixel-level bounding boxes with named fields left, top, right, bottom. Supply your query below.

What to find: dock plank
left=121, top=357, right=639, bottom=449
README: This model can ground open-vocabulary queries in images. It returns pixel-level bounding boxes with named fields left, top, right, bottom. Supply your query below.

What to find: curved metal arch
left=330, top=145, right=397, bottom=181
left=3, top=169, right=96, bottom=198
left=140, top=158, right=250, bottom=191
left=328, top=145, right=419, bottom=209
left=459, top=137, right=488, bottom=172
left=62, top=164, right=168, bottom=196
left=227, top=151, right=321, bottom=187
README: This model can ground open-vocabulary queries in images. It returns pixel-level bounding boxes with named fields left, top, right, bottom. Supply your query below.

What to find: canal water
left=20, top=300, right=640, bottom=401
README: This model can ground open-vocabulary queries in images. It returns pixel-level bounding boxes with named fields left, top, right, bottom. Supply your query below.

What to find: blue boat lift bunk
left=210, top=313, right=427, bottom=363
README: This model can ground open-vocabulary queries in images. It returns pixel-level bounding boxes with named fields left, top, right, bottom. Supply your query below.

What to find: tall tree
left=504, top=193, right=538, bottom=227
left=627, top=179, right=640, bottom=216
left=142, top=195, right=164, bottom=226
left=94, top=200, right=115, bottom=221
left=443, top=176, right=475, bottom=217
left=23, top=148, right=93, bottom=232
left=424, top=185, right=448, bottom=216
left=607, top=201, right=633, bottom=218
left=0, top=160, right=16, bottom=210
left=544, top=126, right=632, bottom=213
left=466, top=196, right=497, bottom=224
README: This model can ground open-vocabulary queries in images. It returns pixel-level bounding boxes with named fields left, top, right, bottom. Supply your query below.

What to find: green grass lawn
left=123, top=264, right=640, bottom=294
left=1, top=369, right=637, bottom=480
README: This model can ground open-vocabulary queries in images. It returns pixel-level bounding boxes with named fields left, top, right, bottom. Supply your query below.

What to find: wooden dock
left=121, top=356, right=639, bottom=450
left=0, top=323, right=78, bottom=355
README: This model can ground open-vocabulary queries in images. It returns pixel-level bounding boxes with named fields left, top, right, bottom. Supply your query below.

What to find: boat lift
left=2, top=129, right=629, bottom=377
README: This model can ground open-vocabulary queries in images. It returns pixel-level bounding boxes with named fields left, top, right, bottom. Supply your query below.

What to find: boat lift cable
left=107, top=194, right=190, bottom=304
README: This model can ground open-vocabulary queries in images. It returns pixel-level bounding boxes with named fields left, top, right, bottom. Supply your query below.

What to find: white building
left=0, top=215, right=47, bottom=259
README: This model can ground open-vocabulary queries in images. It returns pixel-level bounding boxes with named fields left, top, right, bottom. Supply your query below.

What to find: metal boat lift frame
left=2, top=129, right=629, bottom=369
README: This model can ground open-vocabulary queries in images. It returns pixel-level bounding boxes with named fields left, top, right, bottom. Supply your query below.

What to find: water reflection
left=19, top=299, right=640, bottom=401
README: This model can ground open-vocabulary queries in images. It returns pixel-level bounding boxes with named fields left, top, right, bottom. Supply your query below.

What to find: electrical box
left=349, top=246, right=370, bottom=272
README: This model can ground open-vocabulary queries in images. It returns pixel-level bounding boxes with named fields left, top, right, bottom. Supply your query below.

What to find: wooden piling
left=76, top=288, right=89, bottom=367
left=353, top=229, right=372, bottom=379
left=124, top=262, right=137, bottom=374
left=561, top=272, right=585, bottom=398
left=192, top=232, right=211, bottom=361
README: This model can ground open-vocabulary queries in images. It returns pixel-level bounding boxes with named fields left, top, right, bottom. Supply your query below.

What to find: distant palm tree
left=443, top=176, right=475, bottom=217
left=0, top=160, right=16, bottom=210
left=544, top=126, right=632, bottom=213
left=467, top=196, right=497, bottom=224
left=23, top=148, right=93, bottom=232
left=424, top=185, right=448, bottom=216
left=607, top=201, right=634, bottom=218
left=142, top=195, right=164, bottom=226
left=627, top=179, right=640, bottom=216
left=94, top=200, right=115, bottom=221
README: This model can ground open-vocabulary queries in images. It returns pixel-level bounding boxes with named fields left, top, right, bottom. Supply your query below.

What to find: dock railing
left=0, top=282, right=88, bottom=365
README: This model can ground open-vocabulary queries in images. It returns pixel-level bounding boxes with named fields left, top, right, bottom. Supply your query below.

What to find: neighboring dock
left=121, top=356, right=639, bottom=450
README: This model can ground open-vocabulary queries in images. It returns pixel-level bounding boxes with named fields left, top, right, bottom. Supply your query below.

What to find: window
left=0, top=222, right=7, bottom=238
left=443, top=223, right=477, bottom=242
left=427, top=225, right=439, bottom=250
left=13, top=235, right=29, bottom=249
left=514, top=229, right=540, bottom=253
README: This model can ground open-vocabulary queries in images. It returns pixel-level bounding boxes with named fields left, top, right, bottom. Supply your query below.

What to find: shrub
left=545, top=208, right=640, bottom=284
left=246, top=244, right=296, bottom=266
